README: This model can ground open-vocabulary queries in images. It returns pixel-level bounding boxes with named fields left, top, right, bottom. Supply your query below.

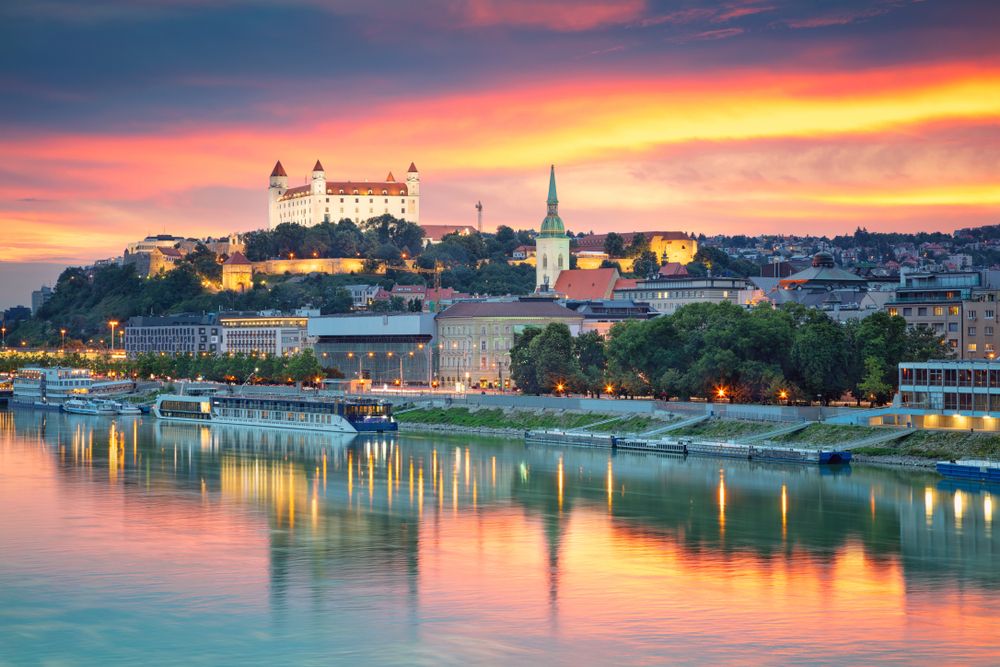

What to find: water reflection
left=2, top=406, right=1000, bottom=664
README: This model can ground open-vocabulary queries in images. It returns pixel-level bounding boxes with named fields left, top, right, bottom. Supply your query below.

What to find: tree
left=858, top=356, right=893, bottom=405
left=573, top=331, right=606, bottom=395
left=510, top=327, right=544, bottom=394
left=631, top=250, right=659, bottom=278
left=320, top=287, right=353, bottom=315
left=530, top=323, right=580, bottom=393
left=603, top=232, right=625, bottom=258
left=285, top=350, right=324, bottom=384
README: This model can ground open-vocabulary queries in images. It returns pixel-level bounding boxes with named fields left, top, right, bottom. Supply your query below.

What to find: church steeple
left=539, top=164, right=565, bottom=238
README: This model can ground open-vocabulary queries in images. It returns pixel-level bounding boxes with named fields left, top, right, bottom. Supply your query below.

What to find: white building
left=536, top=165, right=570, bottom=291
left=219, top=312, right=310, bottom=356
left=267, top=160, right=420, bottom=229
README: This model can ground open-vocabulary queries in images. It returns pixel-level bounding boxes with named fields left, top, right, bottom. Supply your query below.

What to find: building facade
left=124, top=314, right=222, bottom=356
left=886, top=271, right=992, bottom=358
left=267, top=160, right=420, bottom=229
left=897, top=360, right=1000, bottom=430
left=222, top=251, right=253, bottom=292
left=309, top=313, right=436, bottom=386
left=612, top=276, right=751, bottom=314
left=574, top=231, right=697, bottom=266
left=219, top=312, right=309, bottom=356
left=536, top=165, right=570, bottom=291
left=435, top=300, right=583, bottom=389
left=31, top=286, right=52, bottom=315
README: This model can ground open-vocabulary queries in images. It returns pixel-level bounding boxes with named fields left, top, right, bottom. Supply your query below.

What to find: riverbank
left=394, top=406, right=1000, bottom=467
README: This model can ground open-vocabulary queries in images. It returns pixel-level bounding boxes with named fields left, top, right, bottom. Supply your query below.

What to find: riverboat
left=936, top=459, right=1000, bottom=484
left=63, top=398, right=118, bottom=416
left=152, top=393, right=396, bottom=434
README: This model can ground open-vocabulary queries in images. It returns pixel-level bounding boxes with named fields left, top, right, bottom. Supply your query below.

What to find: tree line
left=512, top=302, right=946, bottom=404
left=0, top=350, right=328, bottom=385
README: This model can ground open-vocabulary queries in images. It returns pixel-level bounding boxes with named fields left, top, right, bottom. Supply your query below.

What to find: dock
left=524, top=430, right=850, bottom=465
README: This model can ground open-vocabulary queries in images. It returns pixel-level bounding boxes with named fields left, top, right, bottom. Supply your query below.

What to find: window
left=968, top=310, right=978, bottom=320
left=948, top=322, right=958, bottom=332
left=949, top=306, right=960, bottom=316
left=903, top=307, right=912, bottom=316
left=480, top=340, right=486, bottom=351
left=888, top=307, right=898, bottom=317
left=934, top=306, right=944, bottom=316
left=968, top=327, right=976, bottom=336
left=949, top=339, right=958, bottom=349
left=987, top=327, right=994, bottom=336
left=969, top=343, right=978, bottom=352
left=918, top=307, right=927, bottom=316
left=988, top=310, right=995, bottom=319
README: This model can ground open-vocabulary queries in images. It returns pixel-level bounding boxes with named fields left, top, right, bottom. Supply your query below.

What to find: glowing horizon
left=1, top=0, right=999, bottom=264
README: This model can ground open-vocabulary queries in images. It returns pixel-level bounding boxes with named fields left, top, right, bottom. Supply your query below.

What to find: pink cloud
left=461, top=0, right=646, bottom=31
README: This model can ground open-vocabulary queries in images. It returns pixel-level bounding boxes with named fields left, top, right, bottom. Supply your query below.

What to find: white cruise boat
left=63, top=398, right=118, bottom=416
left=12, top=366, right=133, bottom=407
left=152, top=393, right=396, bottom=434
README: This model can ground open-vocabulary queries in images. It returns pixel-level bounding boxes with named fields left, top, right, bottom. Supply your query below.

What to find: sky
left=1, top=0, right=999, bottom=305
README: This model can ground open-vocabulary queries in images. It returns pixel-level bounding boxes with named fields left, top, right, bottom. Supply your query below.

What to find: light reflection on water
left=1, top=407, right=999, bottom=665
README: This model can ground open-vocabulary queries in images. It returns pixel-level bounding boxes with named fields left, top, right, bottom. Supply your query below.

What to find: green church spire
left=539, top=164, right=565, bottom=238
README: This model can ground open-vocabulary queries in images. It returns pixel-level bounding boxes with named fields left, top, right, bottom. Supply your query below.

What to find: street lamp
left=60, top=328, right=66, bottom=351
left=108, top=320, right=119, bottom=352
left=1, top=325, right=6, bottom=348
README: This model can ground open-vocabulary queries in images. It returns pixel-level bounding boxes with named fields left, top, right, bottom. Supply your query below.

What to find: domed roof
left=812, top=251, right=835, bottom=268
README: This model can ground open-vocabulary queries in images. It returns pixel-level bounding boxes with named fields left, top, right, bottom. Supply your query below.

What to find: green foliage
left=857, top=356, right=893, bottom=405
left=630, top=250, right=659, bottom=278
left=603, top=232, right=625, bottom=258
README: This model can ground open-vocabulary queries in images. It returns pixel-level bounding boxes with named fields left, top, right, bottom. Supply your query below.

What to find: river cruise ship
left=152, top=393, right=396, bottom=434
left=11, top=367, right=131, bottom=408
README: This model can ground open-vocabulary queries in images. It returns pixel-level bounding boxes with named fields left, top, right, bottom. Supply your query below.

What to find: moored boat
left=152, top=393, right=396, bottom=434
left=936, top=459, right=1000, bottom=484
left=63, top=398, right=118, bottom=416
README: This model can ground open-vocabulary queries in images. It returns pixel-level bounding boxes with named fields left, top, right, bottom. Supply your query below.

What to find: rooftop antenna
left=475, top=201, right=483, bottom=234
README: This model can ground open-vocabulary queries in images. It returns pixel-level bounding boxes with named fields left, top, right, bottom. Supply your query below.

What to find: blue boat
left=936, top=459, right=1000, bottom=484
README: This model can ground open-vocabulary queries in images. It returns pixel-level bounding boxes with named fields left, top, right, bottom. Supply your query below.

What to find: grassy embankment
left=394, top=408, right=676, bottom=433
left=397, top=407, right=1000, bottom=460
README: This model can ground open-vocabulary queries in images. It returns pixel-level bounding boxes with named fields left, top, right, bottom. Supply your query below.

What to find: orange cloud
left=1, top=60, right=998, bottom=261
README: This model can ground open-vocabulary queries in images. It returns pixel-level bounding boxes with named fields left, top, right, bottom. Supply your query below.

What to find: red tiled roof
left=313, top=160, right=324, bottom=172
left=553, top=268, right=619, bottom=300
left=156, top=246, right=182, bottom=258
left=386, top=171, right=395, bottom=182
left=575, top=231, right=692, bottom=250
left=613, top=278, right=638, bottom=291
left=408, top=162, right=418, bottom=173
left=270, top=161, right=287, bottom=177
left=224, top=251, right=251, bottom=265
left=657, top=262, right=689, bottom=277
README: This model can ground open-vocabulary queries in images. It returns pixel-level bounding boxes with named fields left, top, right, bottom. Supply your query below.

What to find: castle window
left=382, top=190, right=387, bottom=195
left=355, top=198, right=359, bottom=203
left=385, top=199, right=389, bottom=203
left=340, top=198, right=344, bottom=203
left=339, top=189, right=344, bottom=194
left=369, top=198, right=373, bottom=203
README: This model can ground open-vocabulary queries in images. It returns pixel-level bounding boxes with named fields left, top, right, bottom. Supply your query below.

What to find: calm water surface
left=1, top=407, right=998, bottom=665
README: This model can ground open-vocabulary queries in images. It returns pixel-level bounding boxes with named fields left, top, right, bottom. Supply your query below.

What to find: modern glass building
left=898, top=360, right=1000, bottom=430
left=309, top=313, right=436, bottom=386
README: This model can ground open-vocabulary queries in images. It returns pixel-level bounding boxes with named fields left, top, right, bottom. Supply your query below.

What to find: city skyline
left=1, top=0, right=998, bottom=269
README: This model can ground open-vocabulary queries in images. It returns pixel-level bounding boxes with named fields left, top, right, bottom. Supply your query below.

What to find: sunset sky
left=1, top=0, right=999, bottom=280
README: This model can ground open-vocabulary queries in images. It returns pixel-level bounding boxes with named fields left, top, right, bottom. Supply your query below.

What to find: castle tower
left=222, top=251, right=253, bottom=292
left=311, top=159, right=326, bottom=196
left=536, top=165, right=570, bottom=291
left=405, top=162, right=420, bottom=222
left=267, top=160, right=288, bottom=230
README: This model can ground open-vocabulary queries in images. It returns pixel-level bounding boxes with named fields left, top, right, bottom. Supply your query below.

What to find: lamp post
left=60, top=328, right=66, bottom=352
left=1, top=325, right=6, bottom=348
left=109, top=320, right=119, bottom=352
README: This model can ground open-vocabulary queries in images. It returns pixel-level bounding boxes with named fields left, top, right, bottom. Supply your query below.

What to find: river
left=0, top=407, right=998, bottom=665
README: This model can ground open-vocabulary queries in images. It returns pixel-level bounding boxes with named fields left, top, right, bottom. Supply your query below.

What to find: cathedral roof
left=270, top=161, right=287, bottom=177
left=313, top=160, right=325, bottom=172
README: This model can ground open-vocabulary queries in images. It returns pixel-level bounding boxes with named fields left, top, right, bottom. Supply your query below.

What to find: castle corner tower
left=267, top=160, right=288, bottom=230
left=536, top=165, right=570, bottom=291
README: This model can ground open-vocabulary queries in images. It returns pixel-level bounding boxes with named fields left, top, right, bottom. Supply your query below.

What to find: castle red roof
left=278, top=181, right=409, bottom=200
left=313, top=160, right=324, bottom=172
left=407, top=162, right=418, bottom=173
left=386, top=171, right=395, bottom=182
left=270, top=161, right=287, bottom=177
left=657, top=262, right=689, bottom=278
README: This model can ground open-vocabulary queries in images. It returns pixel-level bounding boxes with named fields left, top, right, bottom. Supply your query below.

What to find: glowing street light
left=108, top=320, right=119, bottom=352
left=778, top=389, right=788, bottom=401
left=605, top=384, right=614, bottom=395
left=60, top=328, right=67, bottom=351
left=716, top=386, right=727, bottom=400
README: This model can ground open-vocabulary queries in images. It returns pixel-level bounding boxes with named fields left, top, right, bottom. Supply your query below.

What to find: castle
left=267, top=160, right=420, bottom=229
